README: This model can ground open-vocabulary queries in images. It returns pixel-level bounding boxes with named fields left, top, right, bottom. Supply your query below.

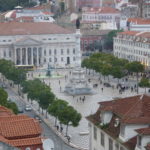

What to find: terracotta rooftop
left=7, top=137, right=42, bottom=147
left=0, top=22, right=74, bottom=36
left=128, top=18, right=150, bottom=25
left=0, top=114, right=30, bottom=122
left=136, top=127, right=150, bottom=135
left=99, top=95, right=150, bottom=119
left=84, top=7, right=120, bottom=14
left=0, top=106, right=13, bottom=116
left=0, top=118, right=41, bottom=139
left=146, top=143, right=150, bottom=150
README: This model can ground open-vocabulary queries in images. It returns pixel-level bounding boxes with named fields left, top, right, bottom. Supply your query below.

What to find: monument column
left=14, top=48, right=16, bottom=65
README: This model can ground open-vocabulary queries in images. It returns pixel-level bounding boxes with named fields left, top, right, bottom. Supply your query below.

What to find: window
left=3, top=40, right=6, bottom=42
left=67, top=49, right=69, bottom=54
left=73, top=48, right=75, bottom=54
left=54, top=49, right=57, bottom=55
left=93, top=126, right=97, bottom=140
left=120, top=146, right=125, bottom=150
left=109, top=138, right=113, bottom=150
left=55, top=57, right=57, bottom=62
left=9, top=50, right=11, bottom=57
left=25, top=147, right=31, bottom=150
left=101, top=132, right=105, bottom=147
left=3, top=51, right=6, bottom=57
left=120, top=125, right=125, bottom=137
left=138, top=135, right=142, bottom=147
left=49, top=58, right=51, bottom=62
left=49, top=49, right=51, bottom=55
left=115, top=143, right=119, bottom=150
left=61, top=57, right=63, bottom=62
left=44, top=58, right=46, bottom=63
left=73, top=57, right=76, bottom=61
left=61, top=49, right=63, bottom=55
left=44, top=50, right=46, bottom=56
left=36, top=148, right=41, bottom=150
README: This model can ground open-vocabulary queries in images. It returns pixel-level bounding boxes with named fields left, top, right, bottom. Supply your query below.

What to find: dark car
left=103, top=82, right=111, bottom=87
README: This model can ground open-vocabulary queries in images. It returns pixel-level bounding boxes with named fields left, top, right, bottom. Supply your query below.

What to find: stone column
left=20, top=48, right=22, bottom=65
left=14, top=48, right=16, bottom=65
left=26, top=48, right=28, bottom=65
left=31, top=48, right=33, bottom=65
left=37, top=48, right=39, bottom=66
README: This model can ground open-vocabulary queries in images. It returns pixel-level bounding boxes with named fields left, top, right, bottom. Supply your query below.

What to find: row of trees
left=22, top=79, right=81, bottom=136
left=82, top=53, right=145, bottom=93
left=0, top=59, right=82, bottom=136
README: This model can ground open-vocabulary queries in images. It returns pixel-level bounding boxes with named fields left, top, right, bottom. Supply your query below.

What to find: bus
left=15, top=65, right=35, bottom=71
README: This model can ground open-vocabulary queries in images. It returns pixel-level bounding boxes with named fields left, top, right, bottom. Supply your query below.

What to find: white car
left=25, top=104, right=32, bottom=111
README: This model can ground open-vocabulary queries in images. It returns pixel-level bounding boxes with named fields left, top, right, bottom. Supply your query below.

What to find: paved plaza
left=29, top=68, right=146, bottom=149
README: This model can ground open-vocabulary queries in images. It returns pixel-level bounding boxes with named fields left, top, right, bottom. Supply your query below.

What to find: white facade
left=114, top=31, right=150, bottom=67
left=0, top=22, right=81, bottom=68
left=89, top=122, right=128, bottom=150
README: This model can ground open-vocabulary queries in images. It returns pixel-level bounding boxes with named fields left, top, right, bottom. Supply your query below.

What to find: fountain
left=35, top=63, right=64, bottom=79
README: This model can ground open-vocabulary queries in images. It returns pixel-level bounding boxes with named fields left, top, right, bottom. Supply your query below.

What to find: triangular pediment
left=14, top=37, right=43, bottom=46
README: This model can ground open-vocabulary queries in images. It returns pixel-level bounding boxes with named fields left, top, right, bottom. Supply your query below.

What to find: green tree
left=139, top=77, right=150, bottom=93
left=0, top=88, right=8, bottom=106
left=126, top=61, right=144, bottom=93
left=6, top=101, right=18, bottom=114
left=103, top=30, right=123, bottom=50
left=111, top=66, right=125, bottom=83
left=101, top=64, right=112, bottom=80
left=58, top=106, right=81, bottom=136
left=48, top=99, right=68, bottom=126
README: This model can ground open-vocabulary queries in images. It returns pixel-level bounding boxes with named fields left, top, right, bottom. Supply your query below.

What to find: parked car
left=103, top=82, right=111, bottom=87
left=34, top=115, right=42, bottom=123
left=25, top=104, right=32, bottom=111
left=18, top=106, right=24, bottom=113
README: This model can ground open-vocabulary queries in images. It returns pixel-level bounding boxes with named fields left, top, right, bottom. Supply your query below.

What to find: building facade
left=87, top=95, right=150, bottom=150
left=82, top=7, right=120, bottom=30
left=0, top=22, right=81, bottom=68
left=142, top=0, right=150, bottom=18
left=114, top=31, right=150, bottom=67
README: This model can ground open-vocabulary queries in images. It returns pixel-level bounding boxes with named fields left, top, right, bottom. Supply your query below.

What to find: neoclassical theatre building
left=0, top=22, right=81, bottom=68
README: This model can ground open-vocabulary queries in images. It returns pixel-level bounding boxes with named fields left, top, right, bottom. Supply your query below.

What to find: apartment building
left=87, top=95, right=150, bottom=150
left=114, top=31, right=150, bottom=67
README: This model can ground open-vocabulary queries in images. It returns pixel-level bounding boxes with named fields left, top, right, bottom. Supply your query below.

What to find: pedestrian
left=80, top=97, right=82, bottom=101
left=101, top=88, right=103, bottom=92
left=67, top=136, right=70, bottom=143
left=84, top=96, right=85, bottom=100
left=56, top=125, right=59, bottom=130
left=60, top=126, right=63, bottom=132
left=60, top=86, right=61, bottom=92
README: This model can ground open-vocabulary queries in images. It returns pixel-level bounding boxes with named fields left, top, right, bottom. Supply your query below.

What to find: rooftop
left=0, top=22, right=74, bottom=36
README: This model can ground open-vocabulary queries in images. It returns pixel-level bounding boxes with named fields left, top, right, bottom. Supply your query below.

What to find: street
left=5, top=87, right=77, bottom=150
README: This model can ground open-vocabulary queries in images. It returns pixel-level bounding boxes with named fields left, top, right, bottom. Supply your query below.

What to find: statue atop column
left=76, top=18, right=80, bottom=29
left=46, top=63, right=52, bottom=77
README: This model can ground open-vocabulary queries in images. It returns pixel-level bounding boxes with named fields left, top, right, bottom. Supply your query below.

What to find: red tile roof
left=136, top=128, right=150, bottom=135
left=118, top=31, right=138, bottom=36
left=0, top=114, right=30, bottom=122
left=99, top=95, right=150, bottom=122
left=0, top=22, right=74, bottom=36
left=128, top=18, right=150, bottom=25
left=7, top=137, right=43, bottom=147
left=146, top=143, right=150, bottom=150
left=0, top=106, right=13, bottom=116
left=0, top=118, right=41, bottom=139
